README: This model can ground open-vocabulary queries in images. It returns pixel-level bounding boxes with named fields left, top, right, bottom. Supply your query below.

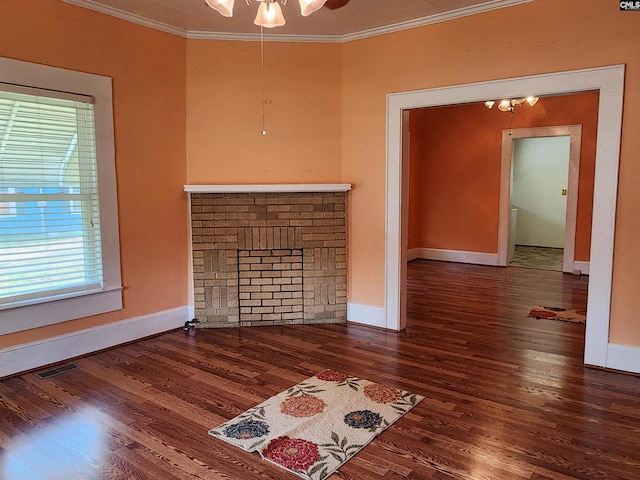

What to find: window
left=0, top=57, right=121, bottom=335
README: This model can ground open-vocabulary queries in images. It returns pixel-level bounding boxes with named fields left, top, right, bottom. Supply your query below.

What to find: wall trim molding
left=62, top=0, right=188, bottom=37
left=574, top=261, right=590, bottom=275
left=406, top=249, right=421, bottom=262
left=409, top=248, right=590, bottom=275
left=62, top=0, right=533, bottom=43
left=184, top=183, right=351, bottom=194
left=407, top=248, right=499, bottom=266
left=347, top=302, right=386, bottom=329
left=605, top=344, right=640, bottom=375
left=0, top=306, right=189, bottom=379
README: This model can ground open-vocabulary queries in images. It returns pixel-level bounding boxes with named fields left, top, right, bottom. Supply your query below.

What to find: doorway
left=500, top=126, right=583, bottom=274
left=386, top=65, right=624, bottom=369
left=511, top=136, right=569, bottom=272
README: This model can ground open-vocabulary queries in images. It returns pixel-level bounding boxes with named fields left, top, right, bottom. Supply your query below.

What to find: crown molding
left=62, top=0, right=533, bottom=43
left=340, top=0, right=534, bottom=43
left=61, top=0, right=188, bottom=37
left=185, top=31, right=343, bottom=43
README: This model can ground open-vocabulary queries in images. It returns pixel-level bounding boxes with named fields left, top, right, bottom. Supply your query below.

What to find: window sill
left=0, top=287, right=123, bottom=335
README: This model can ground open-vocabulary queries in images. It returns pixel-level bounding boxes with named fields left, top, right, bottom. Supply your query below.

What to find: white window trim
left=0, top=57, right=122, bottom=335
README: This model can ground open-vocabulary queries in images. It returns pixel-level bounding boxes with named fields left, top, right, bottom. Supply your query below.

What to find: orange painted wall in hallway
left=407, top=92, right=599, bottom=261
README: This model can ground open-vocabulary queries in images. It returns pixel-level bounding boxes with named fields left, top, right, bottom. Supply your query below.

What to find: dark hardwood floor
left=2, top=260, right=639, bottom=479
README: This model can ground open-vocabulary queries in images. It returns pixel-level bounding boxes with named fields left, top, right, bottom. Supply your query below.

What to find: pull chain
left=260, top=26, right=267, bottom=136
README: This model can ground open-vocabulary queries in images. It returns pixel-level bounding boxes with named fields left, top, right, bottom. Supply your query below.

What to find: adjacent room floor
left=509, top=245, right=565, bottom=271
left=1, top=260, right=638, bottom=479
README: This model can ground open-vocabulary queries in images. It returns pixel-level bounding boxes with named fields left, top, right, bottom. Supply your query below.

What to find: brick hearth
left=188, top=189, right=348, bottom=327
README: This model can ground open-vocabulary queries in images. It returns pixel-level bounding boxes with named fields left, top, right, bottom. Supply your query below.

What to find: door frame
left=385, top=65, right=624, bottom=369
left=498, top=125, right=583, bottom=273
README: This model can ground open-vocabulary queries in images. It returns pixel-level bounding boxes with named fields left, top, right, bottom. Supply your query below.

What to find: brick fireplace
left=186, top=185, right=350, bottom=328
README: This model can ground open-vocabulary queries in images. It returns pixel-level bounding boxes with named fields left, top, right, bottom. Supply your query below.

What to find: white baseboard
left=0, top=305, right=189, bottom=379
left=605, top=343, right=640, bottom=375
left=406, top=248, right=421, bottom=261
left=407, top=247, right=500, bottom=266
left=574, top=261, right=590, bottom=275
left=347, top=302, right=386, bottom=329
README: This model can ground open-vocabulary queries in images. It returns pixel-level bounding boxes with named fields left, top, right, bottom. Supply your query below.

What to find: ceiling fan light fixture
left=207, top=0, right=332, bottom=27
left=254, top=1, right=286, bottom=27
left=488, top=96, right=540, bottom=113
left=205, top=0, right=235, bottom=17
left=299, top=0, right=327, bottom=16
left=497, top=99, right=513, bottom=112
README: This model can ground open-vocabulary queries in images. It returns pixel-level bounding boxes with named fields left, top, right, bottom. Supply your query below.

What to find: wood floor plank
left=1, top=260, right=639, bottom=479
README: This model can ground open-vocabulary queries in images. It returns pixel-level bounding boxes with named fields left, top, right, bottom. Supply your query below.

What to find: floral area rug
left=209, top=370, right=424, bottom=480
left=528, top=305, right=586, bottom=324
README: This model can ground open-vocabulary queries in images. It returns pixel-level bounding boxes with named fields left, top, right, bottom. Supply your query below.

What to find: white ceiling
left=62, top=0, right=532, bottom=41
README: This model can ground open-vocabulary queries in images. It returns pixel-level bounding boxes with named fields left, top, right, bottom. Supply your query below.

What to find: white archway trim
left=386, top=65, right=625, bottom=368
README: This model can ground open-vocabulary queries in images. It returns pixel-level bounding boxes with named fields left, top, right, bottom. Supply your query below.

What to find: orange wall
left=342, top=0, right=640, bottom=344
left=0, top=0, right=189, bottom=348
left=186, top=40, right=342, bottom=184
left=407, top=92, right=599, bottom=260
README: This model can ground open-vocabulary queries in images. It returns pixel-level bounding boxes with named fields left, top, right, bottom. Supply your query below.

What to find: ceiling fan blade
left=324, top=0, right=351, bottom=10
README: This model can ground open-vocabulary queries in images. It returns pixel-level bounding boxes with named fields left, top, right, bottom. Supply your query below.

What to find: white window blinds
left=0, top=85, right=104, bottom=308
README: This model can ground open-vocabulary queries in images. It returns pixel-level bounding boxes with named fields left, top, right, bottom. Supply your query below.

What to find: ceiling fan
left=205, top=0, right=353, bottom=28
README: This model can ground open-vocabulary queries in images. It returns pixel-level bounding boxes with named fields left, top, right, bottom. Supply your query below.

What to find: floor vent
left=35, top=363, right=79, bottom=379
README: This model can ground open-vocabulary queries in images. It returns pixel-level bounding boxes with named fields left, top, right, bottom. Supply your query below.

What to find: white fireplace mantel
left=184, top=184, right=352, bottom=194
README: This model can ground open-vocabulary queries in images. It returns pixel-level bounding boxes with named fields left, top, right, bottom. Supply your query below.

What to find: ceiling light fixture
left=205, top=0, right=327, bottom=28
left=484, top=96, right=539, bottom=113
